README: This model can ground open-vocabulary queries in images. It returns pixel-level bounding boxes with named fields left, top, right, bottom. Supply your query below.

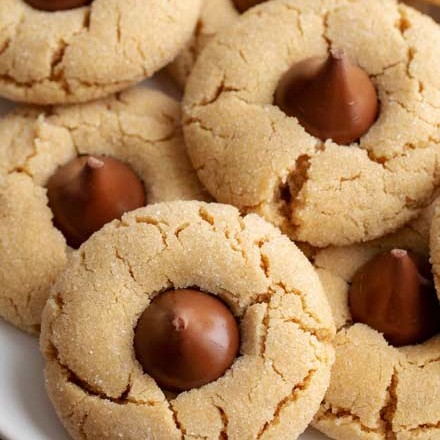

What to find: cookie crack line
left=3, top=12, right=25, bottom=59
left=405, top=354, right=440, bottom=368
left=79, top=250, right=95, bottom=274
left=196, top=205, right=258, bottom=272
left=4, top=93, right=180, bottom=185
left=260, top=308, right=290, bottom=383
left=80, top=244, right=172, bottom=338
left=316, top=402, right=382, bottom=435
left=169, top=402, right=186, bottom=440
left=272, top=281, right=331, bottom=341
left=319, top=366, right=440, bottom=438
left=46, top=289, right=139, bottom=405
left=0, top=71, right=133, bottom=96
left=52, top=353, right=161, bottom=408
left=181, top=19, right=204, bottom=74
left=260, top=300, right=271, bottom=358
left=214, top=404, right=229, bottom=440
left=282, top=3, right=306, bottom=39
left=114, top=247, right=138, bottom=287
left=129, top=215, right=169, bottom=248
left=2, top=295, right=24, bottom=328
left=46, top=269, right=140, bottom=407
left=47, top=11, right=92, bottom=95
left=395, top=6, right=427, bottom=103
left=113, top=104, right=179, bottom=145
left=404, top=420, right=440, bottom=433
left=380, top=368, right=399, bottom=440
left=77, top=412, right=89, bottom=440
left=5, top=114, right=44, bottom=177
left=321, top=10, right=332, bottom=49
left=259, top=286, right=331, bottom=376
left=198, top=73, right=241, bottom=107
left=5, top=117, right=74, bottom=179
left=256, top=368, right=318, bottom=439
left=0, top=7, right=92, bottom=93
left=195, top=206, right=327, bottom=332
left=196, top=206, right=332, bottom=341
left=0, top=38, right=11, bottom=57
left=376, top=88, right=440, bottom=136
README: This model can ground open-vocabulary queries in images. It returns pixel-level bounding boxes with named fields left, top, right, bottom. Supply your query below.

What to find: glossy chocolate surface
left=25, top=0, right=92, bottom=12
left=275, top=49, right=379, bottom=144
left=134, top=289, right=240, bottom=392
left=349, top=249, right=440, bottom=347
left=47, top=155, right=146, bottom=248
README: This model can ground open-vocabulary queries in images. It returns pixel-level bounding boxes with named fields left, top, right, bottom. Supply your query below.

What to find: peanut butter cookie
left=0, top=87, right=207, bottom=334
left=0, top=0, right=201, bottom=104
left=40, top=200, right=335, bottom=440
left=183, top=0, right=440, bottom=247
left=313, top=201, right=440, bottom=439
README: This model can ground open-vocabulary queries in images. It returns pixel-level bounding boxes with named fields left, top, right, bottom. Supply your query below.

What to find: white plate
left=0, top=77, right=329, bottom=440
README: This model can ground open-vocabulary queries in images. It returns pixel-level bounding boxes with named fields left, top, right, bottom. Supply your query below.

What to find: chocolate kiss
left=134, top=289, right=240, bottom=392
left=349, top=249, right=440, bottom=347
left=233, top=0, right=266, bottom=13
left=47, top=155, right=146, bottom=249
left=25, top=0, right=92, bottom=12
left=274, top=49, right=379, bottom=145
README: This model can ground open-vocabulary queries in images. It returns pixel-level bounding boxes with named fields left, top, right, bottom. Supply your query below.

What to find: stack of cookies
left=1, top=1, right=440, bottom=439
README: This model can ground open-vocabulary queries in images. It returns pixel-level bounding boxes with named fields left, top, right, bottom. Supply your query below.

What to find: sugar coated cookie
left=170, top=0, right=292, bottom=87
left=183, top=0, right=440, bottom=247
left=312, top=201, right=440, bottom=439
left=0, top=87, right=207, bottom=334
left=0, top=0, right=201, bottom=104
left=40, top=200, right=335, bottom=440
left=169, top=0, right=239, bottom=87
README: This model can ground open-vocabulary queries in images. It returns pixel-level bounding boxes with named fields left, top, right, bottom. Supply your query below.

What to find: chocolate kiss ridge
left=134, top=289, right=240, bottom=392
left=25, top=0, right=92, bottom=11
left=233, top=0, right=266, bottom=13
left=47, top=155, right=146, bottom=249
left=274, top=48, right=379, bottom=145
left=349, top=249, right=440, bottom=347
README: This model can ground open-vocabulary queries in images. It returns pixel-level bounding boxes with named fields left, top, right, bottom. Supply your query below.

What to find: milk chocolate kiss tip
left=390, top=248, right=407, bottom=258
left=274, top=48, right=379, bottom=145
left=349, top=249, right=440, bottom=347
left=47, top=155, right=146, bottom=249
left=25, top=0, right=92, bottom=12
left=134, top=289, right=240, bottom=392
left=86, top=156, right=104, bottom=169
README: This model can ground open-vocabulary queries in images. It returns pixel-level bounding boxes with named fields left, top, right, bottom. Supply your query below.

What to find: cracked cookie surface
left=0, top=0, right=201, bottom=104
left=169, top=0, right=239, bottom=88
left=429, top=200, right=440, bottom=299
left=40, top=200, right=335, bottom=440
left=183, top=0, right=440, bottom=247
left=0, top=87, right=208, bottom=334
left=312, top=200, right=440, bottom=439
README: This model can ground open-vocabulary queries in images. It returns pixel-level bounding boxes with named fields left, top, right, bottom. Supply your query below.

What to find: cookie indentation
left=40, top=201, right=335, bottom=439
left=183, top=0, right=440, bottom=246
left=313, top=202, right=440, bottom=439
left=0, top=88, right=207, bottom=333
